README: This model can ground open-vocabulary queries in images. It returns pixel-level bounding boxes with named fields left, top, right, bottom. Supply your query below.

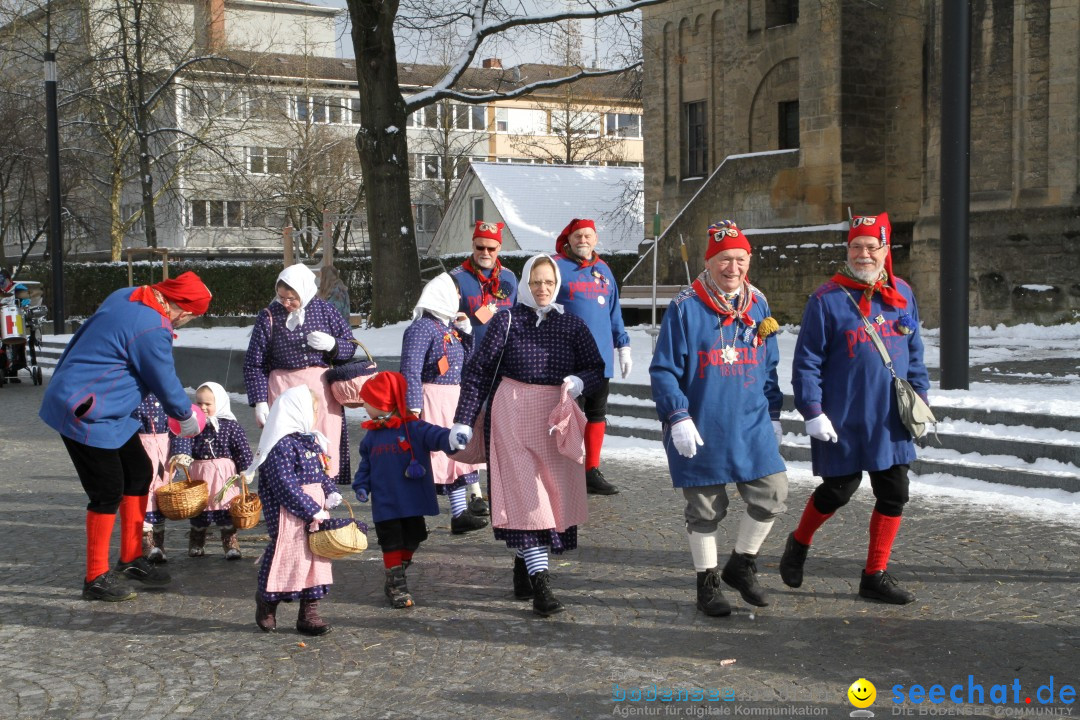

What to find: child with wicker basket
left=252, top=385, right=359, bottom=635
left=169, top=382, right=253, bottom=559
left=132, top=393, right=182, bottom=563
left=352, top=371, right=457, bottom=609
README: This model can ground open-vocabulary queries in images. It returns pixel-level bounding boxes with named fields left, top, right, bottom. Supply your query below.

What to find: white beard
left=848, top=261, right=884, bottom=284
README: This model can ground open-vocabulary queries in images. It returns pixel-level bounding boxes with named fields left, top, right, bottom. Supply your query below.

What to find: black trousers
left=61, top=431, right=153, bottom=515
left=374, top=516, right=428, bottom=553
left=810, top=464, right=910, bottom=517
left=579, top=377, right=610, bottom=423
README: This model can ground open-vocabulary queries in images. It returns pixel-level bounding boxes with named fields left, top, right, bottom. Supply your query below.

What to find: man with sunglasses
left=784, top=212, right=930, bottom=605
left=449, top=220, right=518, bottom=515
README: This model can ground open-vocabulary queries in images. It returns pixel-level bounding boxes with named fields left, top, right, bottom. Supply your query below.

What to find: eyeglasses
left=848, top=243, right=887, bottom=254
left=277, top=293, right=301, bottom=305
left=529, top=280, right=556, bottom=288
left=473, top=245, right=499, bottom=254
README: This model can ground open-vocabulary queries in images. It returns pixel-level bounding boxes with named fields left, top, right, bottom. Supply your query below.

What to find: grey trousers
left=682, top=472, right=788, bottom=534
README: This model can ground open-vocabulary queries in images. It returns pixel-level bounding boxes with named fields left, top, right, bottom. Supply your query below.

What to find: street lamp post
left=45, top=50, right=65, bottom=333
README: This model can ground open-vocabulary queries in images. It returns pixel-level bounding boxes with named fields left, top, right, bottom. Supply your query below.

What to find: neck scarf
left=249, top=385, right=327, bottom=473
left=196, top=381, right=236, bottom=433
left=129, top=286, right=171, bottom=319
left=558, top=246, right=600, bottom=269
left=276, top=264, right=319, bottom=331
left=461, top=258, right=502, bottom=304
left=691, top=271, right=755, bottom=326
left=830, top=265, right=908, bottom=317
left=518, top=254, right=565, bottom=326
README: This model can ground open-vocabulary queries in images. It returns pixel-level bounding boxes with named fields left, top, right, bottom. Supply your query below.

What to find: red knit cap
left=704, top=220, right=751, bottom=260
left=152, top=271, right=212, bottom=315
left=848, top=212, right=895, bottom=279
left=359, top=371, right=409, bottom=416
left=555, top=218, right=596, bottom=254
left=473, top=221, right=504, bottom=244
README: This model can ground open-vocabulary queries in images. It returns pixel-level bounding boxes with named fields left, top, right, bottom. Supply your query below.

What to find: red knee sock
left=401, top=549, right=415, bottom=564
left=383, top=550, right=403, bottom=569
left=86, top=511, right=117, bottom=582
left=584, top=421, right=606, bottom=471
left=792, top=496, right=835, bottom=546
left=865, top=510, right=902, bottom=574
left=119, top=495, right=148, bottom=563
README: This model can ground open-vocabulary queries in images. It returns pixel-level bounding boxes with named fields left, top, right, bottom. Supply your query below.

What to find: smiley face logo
left=848, top=678, right=876, bottom=708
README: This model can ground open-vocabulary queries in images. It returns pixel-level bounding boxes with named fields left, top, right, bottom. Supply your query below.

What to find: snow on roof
left=471, top=162, right=644, bottom=254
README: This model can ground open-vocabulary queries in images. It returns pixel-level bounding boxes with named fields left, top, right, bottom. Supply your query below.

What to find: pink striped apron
left=266, top=485, right=333, bottom=593
left=189, top=457, right=239, bottom=513
left=139, top=433, right=171, bottom=514
left=268, top=366, right=343, bottom=477
left=422, top=383, right=484, bottom=485
left=488, top=378, right=588, bottom=532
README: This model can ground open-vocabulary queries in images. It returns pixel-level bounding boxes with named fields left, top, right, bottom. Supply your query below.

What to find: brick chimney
left=195, top=0, right=225, bottom=52
left=482, top=58, right=503, bottom=69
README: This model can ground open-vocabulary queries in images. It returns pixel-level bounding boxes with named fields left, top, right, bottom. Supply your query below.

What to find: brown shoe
left=221, top=525, right=241, bottom=560
left=188, top=527, right=207, bottom=557
left=255, top=591, right=278, bottom=632
left=297, top=599, right=332, bottom=636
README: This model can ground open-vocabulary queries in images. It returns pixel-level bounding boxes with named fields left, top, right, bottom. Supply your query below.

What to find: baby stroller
left=1, top=282, right=46, bottom=387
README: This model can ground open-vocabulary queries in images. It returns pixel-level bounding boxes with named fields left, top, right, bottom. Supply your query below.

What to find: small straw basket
left=308, top=499, right=368, bottom=559
left=227, top=477, right=262, bottom=530
left=155, top=465, right=208, bottom=520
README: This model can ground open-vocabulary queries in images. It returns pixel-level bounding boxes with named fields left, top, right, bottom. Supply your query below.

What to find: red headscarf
left=359, top=371, right=417, bottom=430
left=555, top=218, right=597, bottom=256
left=830, top=212, right=908, bottom=316
left=129, top=270, right=212, bottom=317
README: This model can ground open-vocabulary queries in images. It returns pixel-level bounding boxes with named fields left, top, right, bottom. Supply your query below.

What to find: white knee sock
left=687, top=530, right=718, bottom=572
left=467, top=481, right=483, bottom=500
left=734, top=513, right=775, bottom=556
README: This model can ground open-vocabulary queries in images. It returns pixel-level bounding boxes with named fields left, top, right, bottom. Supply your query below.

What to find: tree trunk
left=348, top=0, right=421, bottom=326
left=110, top=175, right=124, bottom=262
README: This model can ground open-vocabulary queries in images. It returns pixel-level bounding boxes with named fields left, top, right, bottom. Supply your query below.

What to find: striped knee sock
left=448, top=486, right=468, bottom=518
left=521, top=546, right=549, bottom=576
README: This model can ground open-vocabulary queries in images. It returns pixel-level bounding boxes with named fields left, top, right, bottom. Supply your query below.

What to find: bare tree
left=345, top=0, right=666, bottom=325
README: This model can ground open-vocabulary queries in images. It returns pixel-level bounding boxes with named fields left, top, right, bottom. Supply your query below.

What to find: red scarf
left=830, top=271, right=908, bottom=317
left=462, top=259, right=502, bottom=304
left=559, top=247, right=600, bottom=269
left=360, top=413, right=417, bottom=431
left=691, top=276, right=755, bottom=326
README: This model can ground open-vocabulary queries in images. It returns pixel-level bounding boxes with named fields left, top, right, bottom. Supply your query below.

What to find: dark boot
left=255, top=591, right=279, bottom=632
left=221, top=525, right=241, bottom=560
left=384, top=565, right=414, bottom=609
left=513, top=556, right=533, bottom=600
left=779, top=532, right=809, bottom=588
left=695, top=568, right=731, bottom=617
left=859, top=570, right=916, bottom=605
left=142, top=530, right=164, bottom=563
left=529, top=570, right=564, bottom=617
left=468, top=493, right=490, bottom=516
left=152, top=525, right=167, bottom=563
left=296, top=598, right=332, bottom=635
left=451, top=509, right=489, bottom=534
left=585, top=467, right=619, bottom=495
left=720, top=550, right=770, bottom=607
left=188, top=527, right=207, bottom=557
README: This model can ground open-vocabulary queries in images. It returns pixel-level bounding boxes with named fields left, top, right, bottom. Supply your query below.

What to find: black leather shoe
left=586, top=467, right=619, bottom=495
left=82, top=570, right=136, bottom=602
left=115, top=556, right=171, bottom=586
left=720, top=550, right=770, bottom=607
left=695, top=568, right=731, bottom=617
left=779, top=532, right=809, bottom=588
left=530, top=570, right=564, bottom=617
left=451, top=509, right=489, bottom=534
left=859, top=570, right=916, bottom=605
left=468, top=494, right=490, bottom=516
left=513, top=556, right=533, bottom=600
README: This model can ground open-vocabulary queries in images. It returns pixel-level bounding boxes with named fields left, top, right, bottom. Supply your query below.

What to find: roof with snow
left=428, top=162, right=644, bottom=257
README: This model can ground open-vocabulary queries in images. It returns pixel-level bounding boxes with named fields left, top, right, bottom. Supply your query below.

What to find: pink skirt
left=269, top=366, right=343, bottom=477
left=266, top=485, right=333, bottom=593
left=139, top=433, right=171, bottom=514
left=189, top=457, right=239, bottom=512
left=422, top=383, right=484, bottom=485
left=488, top=378, right=588, bottom=532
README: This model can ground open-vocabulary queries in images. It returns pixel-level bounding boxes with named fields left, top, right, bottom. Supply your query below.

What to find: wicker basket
left=228, top=476, right=262, bottom=530
left=155, top=465, right=208, bottom=520
left=308, top=499, right=368, bottom=559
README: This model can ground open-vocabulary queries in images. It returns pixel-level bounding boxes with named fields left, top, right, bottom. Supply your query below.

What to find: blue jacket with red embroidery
left=792, top=278, right=929, bottom=477
left=449, top=263, right=518, bottom=347
left=352, top=420, right=452, bottom=523
left=649, top=286, right=785, bottom=487
left=554, top=254, right=629, bottom=379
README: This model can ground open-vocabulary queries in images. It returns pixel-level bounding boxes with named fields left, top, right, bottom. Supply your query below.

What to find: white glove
left=670, top=419, right=704, bottom=459
left=772, top=420, right=783, bottom=446
left=306, top=331, right=336, bottom=351
left=325, top=492, right=342, bottom=509
left=618, top=346, right=633, bottom=379
left=308, top=509, right=331, bottom=531
left=805, top=414, right=839, bottom=443
left=453, top=313, right=472, bottom=335
left=254, top=401, right=270, bottom=428
left=562, top=375, right=584, bottom=399
left=169, top=454, right=194, bottom=469
left=450, top=423, right=473, bottom=450
left=177, top=413, right=202, bottom=438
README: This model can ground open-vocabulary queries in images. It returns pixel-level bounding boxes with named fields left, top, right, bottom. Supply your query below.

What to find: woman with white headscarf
left=169, top=381, right=253, bottom=558
left=244, top=263, right=357, bottom=485
left=253, top=385, right=348, bottom=636
left=452, top=254, right=605, bottom=617
left=399, top=273, right=488, bottom=535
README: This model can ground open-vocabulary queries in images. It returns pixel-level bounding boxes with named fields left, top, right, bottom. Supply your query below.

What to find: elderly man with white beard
left=783, top=212, right=930, bottom=605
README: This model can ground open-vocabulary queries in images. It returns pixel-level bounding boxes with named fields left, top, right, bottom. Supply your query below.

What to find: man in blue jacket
left=553, top=218, right=630, bottom=495
left=40, top=272, right=211, bottom=602
left=650, top=221, right=788, bottom=616
left=784, top=212, right=929, bottom=605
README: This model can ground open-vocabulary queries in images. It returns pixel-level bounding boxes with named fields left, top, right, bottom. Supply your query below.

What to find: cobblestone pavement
left=1, top=380, right=1077, bottom=720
